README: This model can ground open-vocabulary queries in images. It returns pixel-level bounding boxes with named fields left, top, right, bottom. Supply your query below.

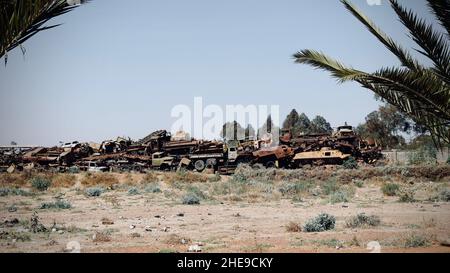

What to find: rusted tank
left=252, top=145, right=295, bottom=168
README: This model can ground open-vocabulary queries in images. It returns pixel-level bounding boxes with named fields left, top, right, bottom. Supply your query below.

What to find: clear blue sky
left=0, top=0, right=433, bottom=145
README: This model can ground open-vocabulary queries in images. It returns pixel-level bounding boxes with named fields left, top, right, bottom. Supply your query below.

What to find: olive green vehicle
left=151, top=152, right=176, bottom=170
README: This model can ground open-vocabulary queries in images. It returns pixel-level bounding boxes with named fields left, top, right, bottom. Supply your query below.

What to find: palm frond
left=295, top=0, right=450, bottom=145
left=426, top=0, right=450, bottom=36
left=293, top=49, right=364, bottom=83
left=340, top=0, right=422, bottom=71
left=0, top=0, right=88, bottom=63
left=390, top=0, right=450, bottom=84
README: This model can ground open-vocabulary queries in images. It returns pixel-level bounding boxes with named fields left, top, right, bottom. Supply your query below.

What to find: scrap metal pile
left=0, top=125, right=382, bottom=174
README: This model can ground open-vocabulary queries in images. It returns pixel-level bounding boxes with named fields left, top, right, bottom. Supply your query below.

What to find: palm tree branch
left=293, top=50, right=450, bottom=122
left=340, top=0, right=422, bottom=71
left=390, top=0, right=450, bottom=84
left=426, top=0, right=450, bottom=37
left=0, top=0, right=87, bottom=60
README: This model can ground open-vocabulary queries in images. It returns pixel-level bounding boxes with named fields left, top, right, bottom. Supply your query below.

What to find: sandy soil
left=1, top=171, right=450, bottom=253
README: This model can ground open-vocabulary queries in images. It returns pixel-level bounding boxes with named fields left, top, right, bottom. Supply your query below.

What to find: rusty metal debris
left=0, top=124, right=382, bottom=174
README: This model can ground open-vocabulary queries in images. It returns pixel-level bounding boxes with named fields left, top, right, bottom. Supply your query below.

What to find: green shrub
left=68, top=166, right=80, bottom=174
left=208, top=173, right=222, bottom=182
left=343, top=157, right=358, bottom=169
left=404, top=234, right=429, bottom=248
left=439, top=189, right=450, bottom=202
left=128, top=187, right=140, bottom=195
left=10, top=188, right=32, bottom=196
left=0, top=188, right=10, bottom=196
left=322, top=179, right=340, bottom=195
left=353, top=180, right=364, bottom=188
left=31, top=177, right=51, bottom=191
left=39, top=199, right=72, bottom=210
left=407, top=144, right=437, bottom=165
left=398, top=191, right=416, bottom=203
left=329, top=190, right=350, bottom=204
left=278, top=181, right=313, bottom=196
left=186, top=186, right=207, bottom=200
left=1, top=187, right=33, bottom=196
left=182, top=193, right=200, bottom=205
left=303, top=213, right=336, bottom=232
left=313, top=238, right=343, bottom=248
left=381, top=183, right=399, bottom=196
left=144, top=183, right=161, bottom=193
left=346, top=213, right=381, bottom=228
left=85, top=187, right=104, bottom=197
left=447, top=156, right=450, bottom=164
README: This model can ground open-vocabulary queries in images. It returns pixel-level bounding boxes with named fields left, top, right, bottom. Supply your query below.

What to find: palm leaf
left=390, top=0, right=450, bottom=84
left=426, top=0, right=450, bottom=36
left=0, top=0, right=88, bottom=64
left=340, top=0, right=422, bottom=71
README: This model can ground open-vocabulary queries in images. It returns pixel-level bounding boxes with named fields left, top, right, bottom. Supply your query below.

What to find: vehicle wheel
left=194, top=160, right=206, bottom=172
left=252, top=163, right=264, bottom=170
left=206, top=158, right=217, bottom=167
left=265, top=161, right=276, bottom=168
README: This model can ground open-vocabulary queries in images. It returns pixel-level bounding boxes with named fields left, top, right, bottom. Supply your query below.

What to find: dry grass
left=92, top=232, right=111, bottom=242
left=164, top=234, right=191, bottom=245
left=163, top=171, right=209, bottom=184
left=285, top=222, right=302, bottom=232
left=0, top=173, right=32, bottom=187
left=140, top=172, right=159, bottom=184
left=51, top=174, right=77, bottom=187
left=81, top=173, right=119, bottom=187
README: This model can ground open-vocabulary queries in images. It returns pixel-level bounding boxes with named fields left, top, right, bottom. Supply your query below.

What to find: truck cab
left=151, top=152, right=175, bottom=170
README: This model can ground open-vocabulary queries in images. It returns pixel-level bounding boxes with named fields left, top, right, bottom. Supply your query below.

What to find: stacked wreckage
left=0, top=125, right=382, bottom=174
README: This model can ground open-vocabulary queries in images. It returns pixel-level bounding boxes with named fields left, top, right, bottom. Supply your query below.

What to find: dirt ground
left=1, top=167, right=450, bottom=253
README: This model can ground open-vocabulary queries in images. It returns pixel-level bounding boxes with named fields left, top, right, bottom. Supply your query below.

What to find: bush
left=186, top=186, right=207, bottom=200
left=346, top=213, right=381, bottom=228
left=128, top=187, right=140, bottom=195
left=381, top=183, right=399, bottom=196
left=208, top=173, right=222, bottom=182
left=329, top=190, right=350, bottom=204
left=343, top=157, right=358, bottom=169
left=85, top=187, right=104, bottom=197
left=0, top=188, right=10, bottom=196
left=182, top=193, right=200, bottom=205
left=439, top=189, right=450, bottom=202
left=67, top=166, right=80, bottom=174
left=39, top=199, right=72, bottom=210
left=447, top=156, right=450, bottom=164
left=404, top=234, right=429, bottom=248
left=322, top=179, right=340, bottom=195
left=144, top=183, right=161, bottom=193
left=398, top=190, right=416, bottom=203
left=303, top=213, right=336, bottom=232
left=407, top=144, right=437, bottom=165
left=31, top=177, right=51, bottom=191
left=278, top=181, right=313, bottom=196
left=353, top=180, right=364, bottom=188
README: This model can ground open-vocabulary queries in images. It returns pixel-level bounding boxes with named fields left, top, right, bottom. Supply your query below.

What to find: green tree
left=244, top=124, right=256, bottom=140
left=282, top=109, right=300, bottom=135
left=221, top=121, right=245, bottom=141
left=0, top=0, right=88, bottom=65
left=357, top=105, right=408, bottom=148
left=310, top=115, right=333, bottom=134
left=293, top=0, right=450, bottom=144
left=297, top=113, right=311, bottom=135
left=258, top=115, right=280, bottom=138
